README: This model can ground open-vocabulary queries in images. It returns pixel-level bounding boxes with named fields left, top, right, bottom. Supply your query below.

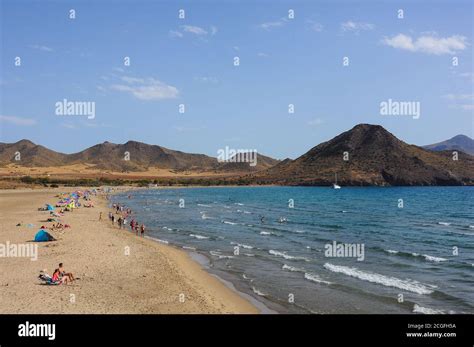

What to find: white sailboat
left=333, top=173, right=341, bottom=189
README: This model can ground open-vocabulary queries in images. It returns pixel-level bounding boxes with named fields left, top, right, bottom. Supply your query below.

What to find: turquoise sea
left=112, top=186, right=474, bottom=314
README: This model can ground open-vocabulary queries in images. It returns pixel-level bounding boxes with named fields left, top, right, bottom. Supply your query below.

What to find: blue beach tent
left=34, top=229, right=55, bottom=242
left=46, top=204, right=55, bottom=211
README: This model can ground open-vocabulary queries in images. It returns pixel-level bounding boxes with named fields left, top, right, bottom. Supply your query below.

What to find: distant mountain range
left=423, top=135, right=474, bottom=156
left=1, top=124, right=473, bottom=186
left=0, top=139, right=278, bottom=173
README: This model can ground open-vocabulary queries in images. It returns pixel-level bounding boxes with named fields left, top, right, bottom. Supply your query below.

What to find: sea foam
left=304, top=272, right=332, bottom=285
left=189, top=234, right=209, bottom=240
left=269, top=250, right=310, bottom=262
left=323, top=263, right=435, bottom=295
left=413, top=304, right=444, bottom=314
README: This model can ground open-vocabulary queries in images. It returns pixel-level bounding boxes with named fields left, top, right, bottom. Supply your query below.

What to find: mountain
left=423, top=135, right=474, bottom=156
left=0, top=139, right=67, bottom=167
left=0, top=140, right=278, bottom=173
left=66, top=141, right=218, bottom=172
left=2, top=126, right=473, bottom=185
left=253, top=124, right=474, bottom=186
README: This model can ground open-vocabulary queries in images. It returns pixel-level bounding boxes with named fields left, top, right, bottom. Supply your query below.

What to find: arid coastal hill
left=251, top=124, right=474, bottom=186
left=1, top=124, right=473, bottom=186
left=0, top=140, right=278, bottom=173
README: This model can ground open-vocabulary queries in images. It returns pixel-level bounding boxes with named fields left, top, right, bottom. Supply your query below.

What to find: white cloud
left=259, top=18, right=288, bottom=31
left=62, top=121, right=110, bottom=129
left=341, top=21, right=374, bottom=33
left=260, top=21, right=284, bottom=30
left=61, top=122, right=77, bottom=129
left=174, top=125, right=206, bottom=132
left=110, top=76, right=179, bottom=100
left=0, top=115, right=37, bottom=126
left=382, top=33, right=468, bottom=55
left=120, top=76, right=145, bottom=84
left=442, top=93, right=474, bottom=111
left=306, top=20, right=323, bottom=32
left=257, top=52, right=269, bottom=57
left=181, top=25, right=208, bottom=36
left=29, top=44, right=53, bottom=52
left=443, top=93, right=474, bottom=101
left=310, top=23, right=324, bottom=32
left=170, top=25, right=216, bottom=39
left=169, top=30, right=184, bottom=38
left=308, top=118, right=324, bottom=126
left=195, top=76, right=218, bottom=83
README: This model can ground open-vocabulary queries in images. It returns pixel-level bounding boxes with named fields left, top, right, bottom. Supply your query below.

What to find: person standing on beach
left=111, top=215, right=115, bottom=225
left=140, top=224, right=145, bottom=237
left=99, top=212, right=102, bottom=221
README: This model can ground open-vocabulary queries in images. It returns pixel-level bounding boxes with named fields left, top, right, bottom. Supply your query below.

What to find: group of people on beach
left=53, top=262, right=75, bottom=284
left=108, top=203, right=146, bottom=237
left=39, top=262, right=75, bottom=285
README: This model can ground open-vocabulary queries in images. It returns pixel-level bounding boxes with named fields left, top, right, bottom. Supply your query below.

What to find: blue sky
left=1, top=0, right=473, bottom=159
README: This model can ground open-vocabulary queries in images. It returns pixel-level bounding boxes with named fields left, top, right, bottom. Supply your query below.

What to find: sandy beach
left=0, top=188, right=258, bottom=314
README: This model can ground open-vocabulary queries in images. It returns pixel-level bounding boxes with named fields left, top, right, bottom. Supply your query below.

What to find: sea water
left=112, top=186, right=474, bottom=314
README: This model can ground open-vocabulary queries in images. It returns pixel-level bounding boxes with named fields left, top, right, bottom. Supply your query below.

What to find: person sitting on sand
left=59, top=263, right=75, bottom=282
left=52, top=268, right=69, bottom=285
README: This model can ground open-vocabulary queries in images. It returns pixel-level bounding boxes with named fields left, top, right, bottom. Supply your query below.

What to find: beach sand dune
left=0, top=188, right=258, bottom=314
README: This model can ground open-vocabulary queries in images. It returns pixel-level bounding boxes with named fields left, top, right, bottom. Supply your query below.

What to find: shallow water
left=112, top=186, right=474, bottom=314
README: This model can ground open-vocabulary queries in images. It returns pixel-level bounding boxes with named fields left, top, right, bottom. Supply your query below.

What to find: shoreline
left=106, top=188, right=276, bottom=314
left=0, top=187, right=259, bottom=314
